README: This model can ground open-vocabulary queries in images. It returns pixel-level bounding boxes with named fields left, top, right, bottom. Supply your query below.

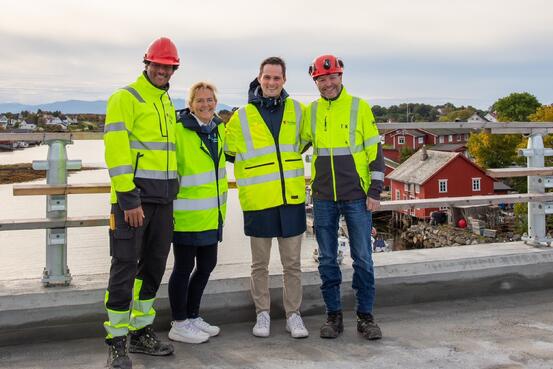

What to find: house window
left=457, top=134, right=462, bottom=141
left=380, top=135, right=385, bottom=144
left=409, top=183, right=415, bottom=193
left=438, top=179, right=448, bottom=193
left=472, top=178, right=481, bottom=191
left=464, top=133, right=469, bottom=141
left=448, top=135, right=453, bottom=142
left=398, top=136, right=405, bottom=144
left=439, top=136, right=444, bottom=144
left=404, top=183, right=408, bottom=191
left=395, top=190, right=400, bottom=200
left=415, top=184, right=420, bottom=193
left=418, top=136, right=424, bottom=144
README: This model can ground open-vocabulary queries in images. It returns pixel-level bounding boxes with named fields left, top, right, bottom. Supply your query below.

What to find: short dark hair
left=259, top=56, right=286, bottom=78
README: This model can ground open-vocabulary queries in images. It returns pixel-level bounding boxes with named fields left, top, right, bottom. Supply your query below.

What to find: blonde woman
left=168, top=82, right=228, bottom=344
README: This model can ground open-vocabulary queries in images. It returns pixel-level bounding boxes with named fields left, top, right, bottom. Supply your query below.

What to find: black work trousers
left=105, top=202, right=173, bottom=311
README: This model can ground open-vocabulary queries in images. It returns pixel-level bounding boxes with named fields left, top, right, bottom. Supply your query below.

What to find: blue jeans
left=313, top=198, right=375, bottom=314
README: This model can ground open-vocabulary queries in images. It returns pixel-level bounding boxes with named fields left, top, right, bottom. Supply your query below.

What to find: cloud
left=0, top=0, right=552, bottom=107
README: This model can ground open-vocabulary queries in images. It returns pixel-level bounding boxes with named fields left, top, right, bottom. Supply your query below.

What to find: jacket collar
left=136, top=72, right=170, bottom=98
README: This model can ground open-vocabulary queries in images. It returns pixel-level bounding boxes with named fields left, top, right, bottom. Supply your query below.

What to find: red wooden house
left=387, top=147, right=497, bottom=219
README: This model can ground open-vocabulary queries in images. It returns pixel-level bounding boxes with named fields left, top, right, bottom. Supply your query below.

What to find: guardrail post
left=519, top=133, right=553, bottom=245
left=32, top=139, right=81, bottom=286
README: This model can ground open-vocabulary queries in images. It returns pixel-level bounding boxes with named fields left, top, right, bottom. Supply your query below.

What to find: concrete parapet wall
left=2, top=242, right=553, bottom=346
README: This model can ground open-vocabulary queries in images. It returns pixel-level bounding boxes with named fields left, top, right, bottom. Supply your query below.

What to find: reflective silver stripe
left=238, top=107, right=254, bottom=153
left=371, top=171, right=385, bottom=181
left=311, top=102, right=318, bottom=143
left=351, top=144, right=364, bottom=153
left=122, top=86, right=145, bottom=103
left=293, top=99, right=302, bottom=152
left=130, top=140, right=176, bottom=151
left=104, top=309, right=130, bottom=338
left=174, top=192, right=228, bottom=211
left=316, top=147, right=350, bottom=156
left=364, top=135, right=381, bottom=148
left=108, top=165, right=133, bottom=177
left=349, top=97, right=360, bottom=152
left=279, top=144, right=296, bottom=153
left=237, top=146, right=276, bottom=161
left=236, top=168, right=304, bottom=187
left=135, top=169, right=178, bottom=180
left=104, top=122, right=127, bottom=133
left=180, top=168, right=226, bottom=187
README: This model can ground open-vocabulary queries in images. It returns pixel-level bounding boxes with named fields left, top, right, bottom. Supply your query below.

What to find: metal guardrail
left=1, top=121, right=552, bottom=286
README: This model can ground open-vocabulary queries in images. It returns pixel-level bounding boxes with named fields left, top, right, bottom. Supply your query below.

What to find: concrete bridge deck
left=2, top=289, right=553, bottom=369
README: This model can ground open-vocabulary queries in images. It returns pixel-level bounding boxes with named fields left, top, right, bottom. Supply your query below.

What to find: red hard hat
left=308, top=54, right=344, bottom=79
left=144, top=37, right=180, bottom=66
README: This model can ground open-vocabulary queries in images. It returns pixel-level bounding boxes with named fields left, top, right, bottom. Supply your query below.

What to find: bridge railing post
left=519, top=133, right=553, bottom=245
left=32, top=139, right=81, bottom=286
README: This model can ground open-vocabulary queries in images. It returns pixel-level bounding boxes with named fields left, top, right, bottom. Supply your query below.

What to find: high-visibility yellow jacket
left=225, top=98, right=306, bottom=211
left=301, top=87, right=382, bottom=201
left=173, top=111, right=227, bottom=235
left=104, top=73, right=179, bottom=210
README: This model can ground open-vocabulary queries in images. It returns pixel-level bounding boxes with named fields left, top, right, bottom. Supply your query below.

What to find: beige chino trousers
left=250, top=235, right=303, bottom=318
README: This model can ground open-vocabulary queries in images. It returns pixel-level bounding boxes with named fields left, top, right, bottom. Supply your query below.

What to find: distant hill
left=0, top=100, right=234, bottom=114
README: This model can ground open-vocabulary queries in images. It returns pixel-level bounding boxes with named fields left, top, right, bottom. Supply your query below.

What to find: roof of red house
left=387, top=149, right=459, bottom=185
left=390, top=129, right=425, bottom=137
left=430, top=143, right=466, bottom=152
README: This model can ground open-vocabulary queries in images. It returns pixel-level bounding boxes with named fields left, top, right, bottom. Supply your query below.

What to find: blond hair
left=188, top=81, right=218, bottom=108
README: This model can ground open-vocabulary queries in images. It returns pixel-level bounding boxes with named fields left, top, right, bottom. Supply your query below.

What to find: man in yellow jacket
left=225, top=57, right=309, bottom=338
left=103, top=37, right=179, bottom=369
left=302, top=54, right=385, bottom=340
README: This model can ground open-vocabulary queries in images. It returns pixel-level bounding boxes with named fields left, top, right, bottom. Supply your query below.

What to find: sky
left=1, top=0, right=552, bottom=109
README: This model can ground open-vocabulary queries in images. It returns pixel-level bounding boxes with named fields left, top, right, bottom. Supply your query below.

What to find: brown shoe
left=320, top=311, right=344, bottom=339
left=357, top=312, right=382, bottom=340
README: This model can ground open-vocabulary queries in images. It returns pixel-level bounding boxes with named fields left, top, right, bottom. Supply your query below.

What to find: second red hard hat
left=308, top=54, right=344, bottom=79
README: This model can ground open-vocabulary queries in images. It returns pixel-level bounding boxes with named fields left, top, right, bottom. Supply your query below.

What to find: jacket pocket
left=133, top=152, right=144, bottom=176
left=284, top=158, right=302, bottom=162
left=109, top=227, right=136, bottom=261
left=245, top=162, right=275, bottom=170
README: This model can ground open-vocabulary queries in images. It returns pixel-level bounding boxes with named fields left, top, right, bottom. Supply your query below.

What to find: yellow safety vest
left=225, top=98, right=305, bottom=211
left=104, top=73, right=177, bottom=205
left=302, top=88, right=381, bottom=201
left=173, top=122, right=227, bottom=232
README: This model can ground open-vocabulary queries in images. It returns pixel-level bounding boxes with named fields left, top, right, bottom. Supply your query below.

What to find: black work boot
left=320, top=311, right=344, bottom=338
left=129, top=325, right=174, bottom=356
left=106, top=336, right=132, bottom=369
left=357, top=312, right=382, bottom=340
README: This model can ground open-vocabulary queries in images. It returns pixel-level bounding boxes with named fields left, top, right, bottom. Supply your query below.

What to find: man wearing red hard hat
left=103, top=37, right=180, bottom=369
left=302, top=54, right=385, bottom=341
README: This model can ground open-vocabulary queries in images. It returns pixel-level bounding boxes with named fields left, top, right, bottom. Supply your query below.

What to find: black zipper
left=284, top=158, right=302, bottom=162
left=133, top=152, right=144, bottom=176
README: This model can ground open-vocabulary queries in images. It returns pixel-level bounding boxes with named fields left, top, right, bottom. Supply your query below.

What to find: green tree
left=467, top=132, right=522, bottom=169
left=399, top=147, right=415, bottom=163
left=493, top=92, right=540, bottom=121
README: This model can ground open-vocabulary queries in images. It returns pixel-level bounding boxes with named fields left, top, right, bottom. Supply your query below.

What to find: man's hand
left=124, top=206, right=145, bottom=228
left=366, top=197, right=380, bottom=212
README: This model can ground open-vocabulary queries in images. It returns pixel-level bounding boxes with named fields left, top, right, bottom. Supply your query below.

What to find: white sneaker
left=168, top=320, right=210, bottom=344
left=190, top=317, right=220, bottom=337
left=286, top=313, right=309, bottom=338
left=252, top=311, right=270, bottom=337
